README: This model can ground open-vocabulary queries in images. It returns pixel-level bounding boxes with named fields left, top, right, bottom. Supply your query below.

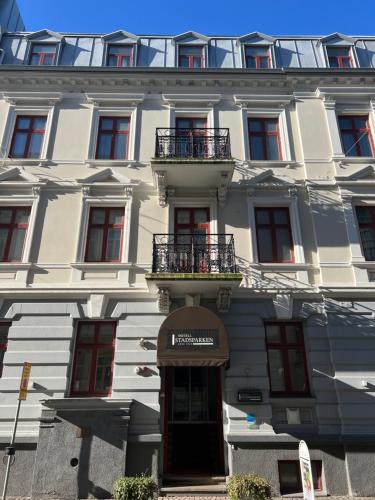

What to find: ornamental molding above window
left=172, top=32, right=210, bottom=44
left=77, top=167, right=139, bottom=197
left=243, top=168, right=297, bottom=191
left=25, top=29, right=64, bottom=42
left=234, top=94, right=293, bottom=108
left=85, top=93, right=144, bottom=106
left=237, top=32, right=276, bottom=45
left=336, top=165, right=375, bottom=182
left=102, top=30, right=139, bottom=43
left=0, top=166, right=43, bottom=189
left=1, top=92, right=62, bottom=105
left=319, top=32, right=355, bottom=46
left=162, top=94, right=221, bottom=106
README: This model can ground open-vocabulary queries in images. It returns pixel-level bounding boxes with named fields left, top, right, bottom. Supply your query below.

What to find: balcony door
left=176, top=117, right=207, bottom=158
left=174, top=207, right=210, bottom=273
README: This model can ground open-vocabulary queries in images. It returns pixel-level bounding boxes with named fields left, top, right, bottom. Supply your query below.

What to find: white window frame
left=323, top=98, right=375, bottom=160
left=241, top=106, right=292, bottom=163
left=168, top=196, right=218, bottom=235
left=176, top=44, right=208, bottom=69
left=0, top=97, right=59, bottom=162
left=170, top=107, right=215, bottom=129
left=247, top=195, right=305, bottom=264
left=0, top=188, right=42, bottom=283
left=75, top=191, right=133, bottom=265
left=86, top=105, right=139, bottom=163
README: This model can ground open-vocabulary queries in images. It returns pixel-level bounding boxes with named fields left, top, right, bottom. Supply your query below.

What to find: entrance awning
left=157, top=306, right=229, bottom=367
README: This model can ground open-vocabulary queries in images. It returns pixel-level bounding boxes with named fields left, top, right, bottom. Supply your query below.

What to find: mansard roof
left=238, top=32, right=276, bottom=44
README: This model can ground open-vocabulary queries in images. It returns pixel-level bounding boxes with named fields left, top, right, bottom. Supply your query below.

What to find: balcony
left=146, top=234, right=243, bottom=298
left=151, top=128, right=235, bottom=204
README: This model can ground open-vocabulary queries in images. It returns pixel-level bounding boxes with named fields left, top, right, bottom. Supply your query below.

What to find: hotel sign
left=168, top=329, right=219, bottom=349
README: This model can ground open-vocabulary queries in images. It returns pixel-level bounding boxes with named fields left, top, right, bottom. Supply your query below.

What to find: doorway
left=163, top=366, right=225, bottom=475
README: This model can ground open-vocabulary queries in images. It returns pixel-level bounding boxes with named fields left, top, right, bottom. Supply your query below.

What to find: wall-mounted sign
left=168, top=329, right=219, bottom=349
left=246, top=413, right=256, bottom=426
left=238, top=390, right=263, bottom=403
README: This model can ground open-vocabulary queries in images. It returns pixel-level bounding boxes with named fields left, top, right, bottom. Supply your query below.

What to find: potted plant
left=227, top=474, right=271, bottom=500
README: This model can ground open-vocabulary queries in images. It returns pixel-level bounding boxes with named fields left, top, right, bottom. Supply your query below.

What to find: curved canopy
left=157, top=306, right=229, bottom=367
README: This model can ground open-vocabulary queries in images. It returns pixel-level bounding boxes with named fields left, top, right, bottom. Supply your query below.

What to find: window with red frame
left=279, top=460, right=323, bottom=495
left=265, top=323, right=310, bottom=396
left=9, top=116, right=47, bottom=159
left=178, top=45, right=204, bottom=68
left=107, top=45, right=134, bottom=67
left=327, top=46, right=353, bottom=68
left=71, top=322, right=116, bottom=396
left=338, top=116, right=374, bottom=157
left=356, top=206, right=375, bottom=261
left=29, top=43, right=57, bottom=65
left=0, top=324, right=10, bottom=378
left=96, top=117, right=130, bottom=160
left=0, top=207, right=30, bottom=262
left=255, top=207, right=294, bottom=263
left=85, top=207, right=124, bottom=262
left=245, top=46, right=271, bottom=68
left=248, top=118, right=282, bottom=160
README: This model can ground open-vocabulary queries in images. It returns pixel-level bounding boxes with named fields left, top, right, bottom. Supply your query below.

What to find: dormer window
left=178, top=45, right=204, bottom=68
left=107, top=45, right=134, bottom=67
left=327, top=46, right=353, bottom=68
left=245, top=46, right=271, bottom=69
left=29, top=43, right=57, bottom=66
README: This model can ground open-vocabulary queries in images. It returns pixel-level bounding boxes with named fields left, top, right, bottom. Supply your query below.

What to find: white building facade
left=0, top=11, right=375, bottom=498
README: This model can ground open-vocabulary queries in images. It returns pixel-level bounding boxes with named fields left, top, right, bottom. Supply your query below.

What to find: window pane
left=268, top=349, right=285, bottom=391
left=11, top=132, right=28, bottom=157
left=0, top=229, right=9, bottom=260
left=34, top=44, right=56, bottom=53
left=8, top=228, right=26, bottom=261
left=341, top=58, right=351, bottom=68
left=0, top=324, right=9, bottom=344
left=193, top=57, right=202, bottom=68
left=172, top=367, right=190, bottom=421
left=28, top=133, right=43, bottom=158
left=328, top=57, right=339, bottom=68
left=266, top=135, right=280, bottom=160
left=274, top=209, right=288, bottom=224
left=191, top=368, right=208, bottom=421
left=276, top=228, right=292, bottom=261
left=248, top=119, right=262, bottom=132
left=98, top=324, right=115, bottom=343
left=176, top=119, right=190, bottom=129
left=95, top=348, right=113, bottom=392
left=354, top=117, right=367, bottom=129
left=194, top=209, right=209, bottom=224
left=106, top=227, right=121, bottom=260
left=179, top=56, right=189, bottom=67
left=328, top=47, right=350, bottom=57
left=289, top=349, right=308, bottom=392
left=17, top=118, right=31, bottom=129
left=358, top=134, right=373, bottom=156
left=180, top=46, right=202, bottom=56
left=97, top=134, right=112, bottom=159
left=259, top=57, right=269, bottom=68
left=246, top=57, right=256, bottom=68
left=246, top=46, right=269, bottom=57
left=14, top=209, right=30, bottom=224
left=177, top=210, right=190, bottom=224
left=100, top=118, right=114, bottom=130
left=360, top=227, right=375, bottom=260
left=339, top=117, right=352, bottom=129
left=341, top=131, right=356, bottom=155
left=250, top=135, right=265, bottom=160
left=78, top=324, right=95, bottom=343
left=107, top=55, right=118, bottom=66
left=87, top=228, right=104, bottom=261
left=91, top=209, right=105, bottom=225
left=257, top=228, right=273, bottom=261
left=265, top=120, right=277, bottom=132
left=117, top=119, right=129, bottom=131
left=73, top=349, right=92, bottom=392
left=357, top=206, right=371, bottom=224
left=286, top=325, right=300, bottom=344
left=279, top=462, right=301, bottom=494
left=33, top=117, right=46, bottom=130
left=109, top=209, right=124, bottom=225
left=30, top=55, right=40, bottom=65
left=0, top=209, right=12, bottom=224
left=114, top=134, right=127, bottom=159
left=256, top=209, right=270, bottom=225
left=266, top=324, right=281, bottom=343
left=43, top=54, right=54, bottom=65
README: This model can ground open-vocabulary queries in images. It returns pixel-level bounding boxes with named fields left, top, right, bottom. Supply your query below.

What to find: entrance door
left=164, top=367, right=225, bottom=475
left=174, top=208, right=210, bottom=273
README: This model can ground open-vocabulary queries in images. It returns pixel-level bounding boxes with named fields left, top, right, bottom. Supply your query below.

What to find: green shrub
left=227, top=474, right=271, bottom=500
left=113, top=475, right=158, bottom=500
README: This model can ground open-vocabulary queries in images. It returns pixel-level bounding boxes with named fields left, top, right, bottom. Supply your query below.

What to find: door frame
left=168, top=198, right=218, bottom=236
left=162, top=366, right=225, bottom=475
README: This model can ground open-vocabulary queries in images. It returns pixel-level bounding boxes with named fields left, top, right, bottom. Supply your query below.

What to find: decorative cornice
left=1, top=91, right=62, bottom=105
left=85, top=92, right=144, bottom=106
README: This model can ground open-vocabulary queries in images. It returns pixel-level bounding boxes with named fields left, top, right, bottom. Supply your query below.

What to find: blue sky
left=17, top=0, right=375, bottom=36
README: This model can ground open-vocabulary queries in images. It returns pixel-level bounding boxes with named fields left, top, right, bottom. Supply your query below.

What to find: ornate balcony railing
left=155, top=128, right=231, bottom=160
left=152, top=234, right=237, bottom=273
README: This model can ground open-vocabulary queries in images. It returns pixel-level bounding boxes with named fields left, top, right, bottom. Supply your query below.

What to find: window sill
left=352, top=261, right=375, bottom=268
left=281, top=492, right=326, bottom=498
left=0, top=262, right=32, bottom=269
left=245, top=160, right=301, bottom=168
left=3, top=158, right=50, bottom=167
left=270, top=396, right=316, bottom=405
left=85, top=159, right=138, bottom=167
left=334, top=156, right=375, bottom=164
left=71, top=262, right=132, bottom=270
left=250, top=263, right=313, bottom=271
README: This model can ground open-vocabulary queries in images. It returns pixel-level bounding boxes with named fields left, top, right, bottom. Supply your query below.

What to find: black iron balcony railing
left=152, top=234, right=237, bottom=273
left=155, top=128, right=231, bottom=160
